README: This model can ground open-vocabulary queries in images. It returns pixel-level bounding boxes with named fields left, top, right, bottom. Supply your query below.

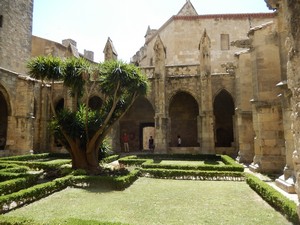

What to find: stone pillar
left=153, top=35, right=168, bottom=153
left=266, top=0, right=296, bottom=193
left=234, top=51, right=255, bottom=163
left=199, top=29, right=214, bottom=153
left=248, top=21, right=285, bottom=173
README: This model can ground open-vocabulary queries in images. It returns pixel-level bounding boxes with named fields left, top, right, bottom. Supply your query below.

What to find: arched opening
left=213, top=90, right=235, bottom=147
left=169, top=91, right=199, bottom=147
left=88, top=96, right=103, bottom=111
left=55, top=98, right=64, bottom=113
left=120, top=97, right=155, bottom=152
left=141, top=123, right=155, bottom=150
left=0, top=91, right=8, bottom=150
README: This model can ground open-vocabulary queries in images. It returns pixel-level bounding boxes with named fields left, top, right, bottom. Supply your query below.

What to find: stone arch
left=55, top=98, right=64, bottom=113
left=120, top=97, right=155, bottom=151
left=0, top=84, right=11, bottom=150
left=88, top=95, right=103, bottom=111
left=213, top=89, right=235, bottom=147
left=169, top=91, right=199, bottom=147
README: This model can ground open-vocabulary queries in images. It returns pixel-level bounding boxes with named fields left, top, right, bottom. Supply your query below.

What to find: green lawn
left=3, top=178, right=292, bottom=225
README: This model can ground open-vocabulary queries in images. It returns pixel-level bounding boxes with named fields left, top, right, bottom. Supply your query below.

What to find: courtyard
left=1, top=175, right=293, bottom=224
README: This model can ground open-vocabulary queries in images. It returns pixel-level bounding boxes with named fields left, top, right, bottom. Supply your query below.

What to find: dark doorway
left=169, top=92, right=199, bottom=147
left=55, top=98, right=64, bottom=113
left=88, top=96, right=103, bottom=111
left=213, top=90, right=235, bottom=147
left=120, top=97, right=155, bottom=151
left=139, top=123, right=155, bottom=150
left=0, top=91, right=8, bottom=150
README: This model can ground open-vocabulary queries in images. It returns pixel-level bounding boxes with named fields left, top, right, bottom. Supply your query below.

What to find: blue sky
left=32, top=0, right=272, bottom=62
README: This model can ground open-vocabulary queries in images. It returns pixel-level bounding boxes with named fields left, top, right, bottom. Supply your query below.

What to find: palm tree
left=27, top=57, right=149, bottom=172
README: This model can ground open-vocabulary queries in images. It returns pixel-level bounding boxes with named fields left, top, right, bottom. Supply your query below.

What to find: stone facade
left=125, top=1, right=275, bottom=157
left=0, top=0, right=35, bottom=155
left=2, top=0, right=300, bottom=217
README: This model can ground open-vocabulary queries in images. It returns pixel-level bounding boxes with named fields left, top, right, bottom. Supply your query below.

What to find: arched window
left=88, top=96, right=103, bottom=111
left=213, top=90, right=235, bottom=147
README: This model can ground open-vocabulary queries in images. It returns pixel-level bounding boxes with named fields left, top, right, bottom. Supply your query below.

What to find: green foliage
left=0, top=174, right=40, bottom=196
left=98, top=60, right=149, bottom=96
left=101, top=155, right=119, bottom=164
left=118, top=154, right=244, bottom=172
left=246, top=173, right=299, bottom=224
left=62, top=57, right=90, bottom=97
left=0, top=175, right=75, bottom=213
left=0, top=153, right=50, bottom=162
left=0, top=216, right=130, bottom=225
left=27, top=56, right=63, bottom=81
left=141, top=168, right=244, bottom=181
left=98, top=139, right=113, bottom=161
left=74, top=169, right=140, bottom=190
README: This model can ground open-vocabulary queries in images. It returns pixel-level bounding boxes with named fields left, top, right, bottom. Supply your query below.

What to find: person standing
left=122, top=132, right=129, bottom=152
left=177, top=135, right=181, bottom=147
left=149, top=136, right=154, bottom=151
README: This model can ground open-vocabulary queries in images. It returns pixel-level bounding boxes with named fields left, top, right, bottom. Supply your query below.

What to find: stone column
left=153, top=35, right=168, bottom=153
left=199, top=29, right=214, bottom=153
left=247, top=20, right=286, bottom=173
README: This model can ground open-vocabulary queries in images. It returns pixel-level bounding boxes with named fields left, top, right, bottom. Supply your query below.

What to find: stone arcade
left=1, top=0, right=300, bottom=218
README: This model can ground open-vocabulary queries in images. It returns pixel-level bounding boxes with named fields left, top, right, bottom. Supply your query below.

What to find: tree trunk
left=86, top=147, right=100, bottom=172
left=70, top=145, right=89, bottom=170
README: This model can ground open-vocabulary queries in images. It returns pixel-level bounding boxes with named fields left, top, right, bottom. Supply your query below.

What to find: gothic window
left=221, top=34, right=230, bottom=50
left=0, top=15, right=3, bottom=28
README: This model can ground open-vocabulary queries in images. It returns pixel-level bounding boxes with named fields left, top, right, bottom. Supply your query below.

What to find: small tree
left=27, top=57, right=149, bottom=172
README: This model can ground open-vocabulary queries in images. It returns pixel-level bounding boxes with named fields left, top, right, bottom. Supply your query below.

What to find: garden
left=0, top=153, right=298, bottom=224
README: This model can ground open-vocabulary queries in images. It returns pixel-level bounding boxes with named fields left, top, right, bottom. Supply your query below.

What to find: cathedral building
left=1, top=0, right=300, bottom=216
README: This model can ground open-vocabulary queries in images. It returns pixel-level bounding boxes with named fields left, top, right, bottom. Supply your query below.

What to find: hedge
left=0, top=216, right=130, bottom=225
left=74, top=169, right=140, bottom=190
left=0, top=175, right=75, bottom=213
left=0, top=159, right=71, bottom=171
left=246, top=173, right=299, bottom=224
left=0, top=153, right=71, bottom=162
left=101, top=154, right=119, bottom=164
left=141, top=160, right=243, bottom=172
left=118, top=154, right=244, bottom=172
left=0, top=174, right=41, bottom=196
left=141, top=168, right=244, bottom=181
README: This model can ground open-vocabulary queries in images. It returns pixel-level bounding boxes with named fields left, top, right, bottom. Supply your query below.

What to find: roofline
left=173, top=12, right=276, bottom=20
left=145, top=12, right=276, bottom=45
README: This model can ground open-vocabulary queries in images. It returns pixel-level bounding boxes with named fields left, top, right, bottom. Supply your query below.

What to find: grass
left=2, top=178, right=292, bottom=225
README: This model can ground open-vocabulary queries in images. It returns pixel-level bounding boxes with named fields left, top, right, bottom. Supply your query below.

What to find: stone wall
left=135, top=14, right=275, bottom=74
left=0, top=68, right=35, bottom=155
left=0, top=0, right=33, bottom=74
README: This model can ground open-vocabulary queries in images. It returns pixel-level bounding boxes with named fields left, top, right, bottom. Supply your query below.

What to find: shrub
left=0, top=174, right=40, bottom=196
left=246, top=173, right=299, bottom=224
left=0, top=175, right=75, bottom=213
left=141, top=168, right=244, bottom=181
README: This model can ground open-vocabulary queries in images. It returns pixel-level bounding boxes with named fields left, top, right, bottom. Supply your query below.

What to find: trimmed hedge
left=246, top=173, right=299, bottom=224
left=101, top=154, right=119, bottom=164
left=0, top=159, right=71, bottom=171
left=118, top=154, right=244, bottom=172
left=0, top=175, right=75, bottom=213
left=0, top=153, right=71, bottom=162
left=0, top=216, right=130, bottom=225
left=141, top=160, right=243, bottom=172
left=74, top=169, right=140, bottom=190
left=0, top=174, right=41, bottom=196
left=141, top=168, right=244, bottom=181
